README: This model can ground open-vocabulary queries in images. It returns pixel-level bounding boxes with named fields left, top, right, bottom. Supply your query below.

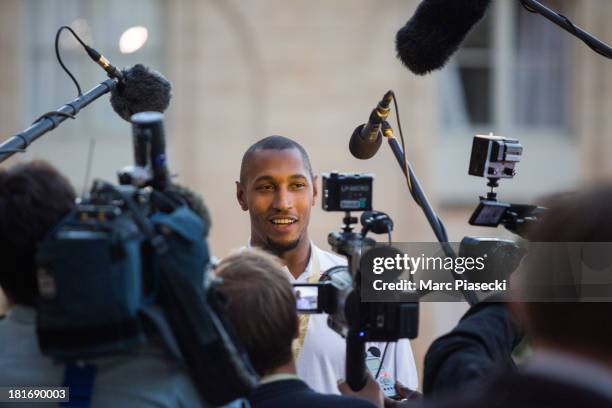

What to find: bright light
left=61, top=19, right=93, bottom=50
left=119, top=26, right=148, bottom=54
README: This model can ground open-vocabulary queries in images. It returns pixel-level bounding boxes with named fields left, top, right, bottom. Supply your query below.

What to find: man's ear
left=311, top=174, right=318, bottom=206
left=236, top=181, right=248, bottom=211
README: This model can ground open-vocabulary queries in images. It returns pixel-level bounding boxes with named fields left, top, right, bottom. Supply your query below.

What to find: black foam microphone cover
left=396, top=0, right=492, bottom=75
left=349, top=124, right=383, bottom=160
left=110, top=64, right=172, bottom=122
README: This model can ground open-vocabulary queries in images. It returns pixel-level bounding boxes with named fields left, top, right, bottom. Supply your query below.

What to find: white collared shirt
left=245, top=242, right=419, bottom=394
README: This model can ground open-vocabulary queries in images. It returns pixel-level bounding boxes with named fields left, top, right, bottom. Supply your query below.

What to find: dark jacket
left=423, top=302, right=523, bottom=395
left=247, top=379, right=376, bottom=408
left=424, top=371, right=612, bottom=408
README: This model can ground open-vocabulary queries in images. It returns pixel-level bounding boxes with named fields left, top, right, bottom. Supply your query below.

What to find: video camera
left=34, top=112, right=257, bottom=406
left=293, top=171, right=418, bottom=393
left=467, top=133, right=546, bottom=238
left=460, top=133, right=547, bottom=285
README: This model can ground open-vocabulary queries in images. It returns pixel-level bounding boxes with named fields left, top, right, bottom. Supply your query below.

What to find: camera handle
left=346, top=331, right=368, bottom=391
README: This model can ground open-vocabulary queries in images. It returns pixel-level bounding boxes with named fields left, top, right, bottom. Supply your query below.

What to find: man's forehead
left=246, top=148, right=311, bottom=180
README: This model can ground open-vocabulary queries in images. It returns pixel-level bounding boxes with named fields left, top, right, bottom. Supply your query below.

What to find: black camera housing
left=468, top=134, right=523, bottom=179
left=322, top=172, right=373, bottom=212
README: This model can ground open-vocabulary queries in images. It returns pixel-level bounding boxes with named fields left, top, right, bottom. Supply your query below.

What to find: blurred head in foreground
left=516, top=183, right=612, bottom=359
left=0, top=160, right=75, bottom=306
left=215, top=249, right=298, bottom=376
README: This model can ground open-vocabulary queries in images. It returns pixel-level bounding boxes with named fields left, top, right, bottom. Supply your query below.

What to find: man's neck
left=280, top=240, right=312, bottom=280
left=252, top=236, right=312, bottom=280
left=265, top=359, right=298, bottom=377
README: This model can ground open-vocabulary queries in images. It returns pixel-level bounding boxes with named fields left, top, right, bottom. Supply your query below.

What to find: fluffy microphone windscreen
left=110, top=64, right=172, bottom=121
left=395, top=0, right=492, bottom=75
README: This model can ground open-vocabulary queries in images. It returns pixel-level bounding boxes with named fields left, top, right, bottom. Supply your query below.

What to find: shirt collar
left=246, top=240, right=317, bottom=282
left=259, top=373, right=301, bottom=385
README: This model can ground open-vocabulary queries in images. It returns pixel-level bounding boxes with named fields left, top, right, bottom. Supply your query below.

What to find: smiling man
left=236, top=135, right=418, bottom=395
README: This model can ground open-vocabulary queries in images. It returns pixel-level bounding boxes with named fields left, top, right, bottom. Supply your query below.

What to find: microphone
left=110, top=64, right=172, bottom=122
left=74, top=34, right=171, bottom=120
left=349, top=91, right=394, bottom=160
left=395, top=0, right=492, bottom=75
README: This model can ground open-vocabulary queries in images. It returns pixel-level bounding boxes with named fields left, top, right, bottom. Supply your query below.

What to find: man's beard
left=265, top=236, right=301, bottom=256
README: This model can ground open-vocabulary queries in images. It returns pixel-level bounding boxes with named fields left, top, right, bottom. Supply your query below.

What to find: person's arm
left=423, top=300, right=523, bottom=396
left=339, top=378, right=422, bottom=408
left=383, top=382, right=422, bottom=408
left=337, top=374, right=384, bottom=408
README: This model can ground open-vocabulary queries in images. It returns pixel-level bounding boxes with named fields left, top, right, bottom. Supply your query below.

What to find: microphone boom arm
left=0, top=78, right=118, bottom=164
left=519, top=0, right=612, bottom=59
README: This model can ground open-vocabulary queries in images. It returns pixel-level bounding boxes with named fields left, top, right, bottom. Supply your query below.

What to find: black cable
left=390, top=92, right=449, bottom=242
left=55, top=26, right=85, bottom=97
left=390, top=92, right=417, bottom=203
left=388, top=93, right=480, bottom=303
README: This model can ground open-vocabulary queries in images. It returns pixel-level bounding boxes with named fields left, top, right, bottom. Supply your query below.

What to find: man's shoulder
left=251, top=380, right=375, bottom=408
left=312, top=393, right=377, bottom=408
left=313, top=244, right=347, bottom=270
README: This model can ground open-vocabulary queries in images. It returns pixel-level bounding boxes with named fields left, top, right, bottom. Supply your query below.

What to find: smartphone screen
left=366, top=347, right=399, bottom=398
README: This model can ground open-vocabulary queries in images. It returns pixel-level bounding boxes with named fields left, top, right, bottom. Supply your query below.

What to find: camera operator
left=235, top=135, right=418, bottom=395
left=428, top=184, right=612, bottom=407
left=215, top=248, right=381, bottom=408
left=356, top=184, right=612, bottom=408
left=0, top=160, right=203, bottom=407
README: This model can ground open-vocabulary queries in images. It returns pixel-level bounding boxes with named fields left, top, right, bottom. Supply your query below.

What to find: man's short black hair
left=0, top=160, right=76, bottom=306
left=239, top=135, right=313, bottom=185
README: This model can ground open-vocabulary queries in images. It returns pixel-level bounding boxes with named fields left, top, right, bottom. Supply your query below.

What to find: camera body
left=295, top=172, right=419, bottom=394
left=322, top=171, right=374, bottom=212
left=467, top=133, right=544, bottom=238
left=35, top=113, right=257, bottom=406
left=296, top=172, right=418, bottom=342
left=468, top=133, right=523, bottom=179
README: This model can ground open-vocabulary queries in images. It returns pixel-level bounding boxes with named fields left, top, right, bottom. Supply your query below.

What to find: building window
left=436, top=0, right=576, bottom=203
left=440, top=0, right=571, bottom=134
